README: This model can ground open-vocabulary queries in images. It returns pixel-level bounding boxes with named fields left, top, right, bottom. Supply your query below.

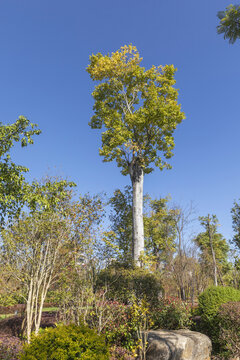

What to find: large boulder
left=146, top=329, right=211, bottom=360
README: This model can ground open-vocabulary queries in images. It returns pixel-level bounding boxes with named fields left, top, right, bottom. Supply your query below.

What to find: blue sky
left=0, top=0, right=239, bottom=241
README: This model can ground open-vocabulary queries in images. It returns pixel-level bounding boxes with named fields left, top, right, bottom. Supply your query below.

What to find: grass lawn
left=0, top=307, right=58, bottom=320
left=0, top=313, right=13, bottom=320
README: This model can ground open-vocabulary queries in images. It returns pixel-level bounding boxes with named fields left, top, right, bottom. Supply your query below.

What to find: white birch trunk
left=26, top=279, right=33, bottom=343
left=130, top=162, right=144, bottom=266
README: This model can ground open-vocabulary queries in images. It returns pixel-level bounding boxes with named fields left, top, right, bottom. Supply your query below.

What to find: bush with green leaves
left=96, top=264, right=163, bottom=306
left=151, top=296, right=192, bottom=330
left=216, top=302, right=240, bottom=359
left=20, top=323, right=109, bottom=360
left=198, top=286, right=240, bottom=321
left=196, top=286, right=240, bottom=352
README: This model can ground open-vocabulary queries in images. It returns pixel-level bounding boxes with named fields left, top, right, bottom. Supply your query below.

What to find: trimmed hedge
left=196, top=286, right=240, bottom=353
left=198, top=286, right=240, bottom=320
left=96, top=265, right=163, bottom=306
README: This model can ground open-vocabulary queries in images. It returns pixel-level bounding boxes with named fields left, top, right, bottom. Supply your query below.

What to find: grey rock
left=145, top=329, right=212, bottom=360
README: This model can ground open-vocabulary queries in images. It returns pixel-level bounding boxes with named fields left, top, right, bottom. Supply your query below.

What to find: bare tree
left=171, top=202, right=196, bottom=300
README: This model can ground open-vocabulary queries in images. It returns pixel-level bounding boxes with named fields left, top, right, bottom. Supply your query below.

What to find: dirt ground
left=0, top=311, right=57, bottom=347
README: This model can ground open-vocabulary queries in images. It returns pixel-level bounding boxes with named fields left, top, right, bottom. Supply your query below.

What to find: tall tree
left=87, top=45, right=185, bottom=265
left=144, top=197, right=176, bottom=270
left=231, top=199, right=240, bottom=249
left=0, top=116, right=41, bottom=225
left=195, top=215, right=229, bottom=286
left=217, top=4, right=240, bottom=43
left=109, top=186, right=133, bottom=261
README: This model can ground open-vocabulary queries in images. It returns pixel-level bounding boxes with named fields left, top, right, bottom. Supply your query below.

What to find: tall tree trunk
left=207, top=220, right=218, bottom=286
left=210, top=241, right=218, bottom=286
left=130, top=161, right=144, bottom=266
left=178, top=231, right=186, bottom=301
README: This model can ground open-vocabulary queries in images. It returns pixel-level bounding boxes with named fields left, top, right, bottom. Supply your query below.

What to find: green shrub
left=196, top=286, right=240, bottom=352
left=198, top=286, right=240, bottom=321
left=217, top=302, right=240, bottom=359
left=151, top=296, right=192, bottom=330
left=20, top=324, right=109, bottom=360
left=96, top=264, right=163, bottom=306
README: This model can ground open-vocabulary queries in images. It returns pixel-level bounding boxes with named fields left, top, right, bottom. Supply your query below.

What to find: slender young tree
left=144, top=197, right=176, bottom=270
left=87, top=45, right=185, bottom=265
left=171, top=203, right=195, bottom=300
left=231, top=199, right=240, bottom=249
left=2, top=212, right=71, bottom=342
left=109, top=186, right=133, bottom=261
left=196, top=215, right=229, bottom=287
left=1, top=177, right=74, bottom=342
left=199, top=215, right=219, bottom=286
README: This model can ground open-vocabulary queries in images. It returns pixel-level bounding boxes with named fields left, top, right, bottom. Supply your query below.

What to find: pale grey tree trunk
left=130, top=161, right=144, bottom=266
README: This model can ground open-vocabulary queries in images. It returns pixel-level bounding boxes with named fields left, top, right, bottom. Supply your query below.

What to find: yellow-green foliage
left=0, top=293, right=21, bottom=307
left=20, top=324, right=109, bottom=360
left=87, top=45, right=185, bottom=176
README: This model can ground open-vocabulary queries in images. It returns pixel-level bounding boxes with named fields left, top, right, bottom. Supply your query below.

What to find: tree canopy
left=87, top=44, right=185, bottom=176
left=217, top=4, right=240, bottom=43
left=0, top=116, right=41, bottom=225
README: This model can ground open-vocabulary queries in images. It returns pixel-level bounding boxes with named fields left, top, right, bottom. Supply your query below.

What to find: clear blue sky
left=0, top=0, right=239, bottom=241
